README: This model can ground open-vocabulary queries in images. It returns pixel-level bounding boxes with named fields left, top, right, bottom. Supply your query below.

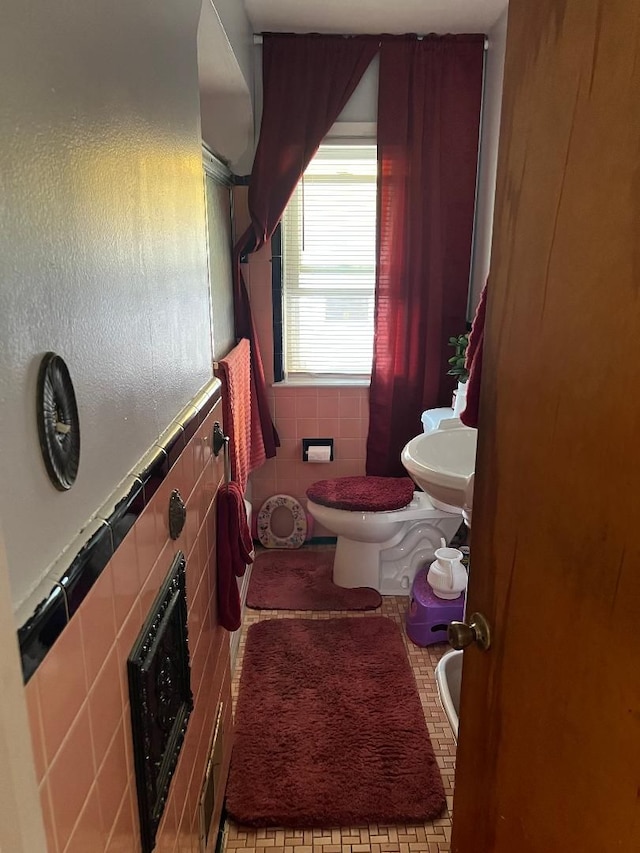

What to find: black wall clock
left=36, top=352, right=80, bottom=490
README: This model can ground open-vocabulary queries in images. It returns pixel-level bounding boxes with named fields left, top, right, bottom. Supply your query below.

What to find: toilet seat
left=306, top=475, right=415, bottom=512
left=257, top=494, right=308, bottom=549
left=308, top=491, right=448, bottom=524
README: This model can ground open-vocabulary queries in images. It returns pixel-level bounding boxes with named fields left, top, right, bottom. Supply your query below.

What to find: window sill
left=273, top=376, right=370, bottom=388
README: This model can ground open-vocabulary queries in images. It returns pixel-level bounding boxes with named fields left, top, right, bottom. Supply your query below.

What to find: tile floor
left=222, top=579, right=456, bottom=853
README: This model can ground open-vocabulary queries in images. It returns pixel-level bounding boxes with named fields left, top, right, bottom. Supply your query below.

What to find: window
left=278, top=143, right=377, bottom=380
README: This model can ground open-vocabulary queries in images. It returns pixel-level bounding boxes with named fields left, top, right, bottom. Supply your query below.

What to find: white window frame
left=276, top=131, right=377, bottom=386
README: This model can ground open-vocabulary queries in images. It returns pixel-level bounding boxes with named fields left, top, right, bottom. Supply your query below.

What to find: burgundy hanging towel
left=460, top=282, right=487, bottom=429
left=216, top=482, right=254, bottom=631
left=228, top=481, right=254, bottom=573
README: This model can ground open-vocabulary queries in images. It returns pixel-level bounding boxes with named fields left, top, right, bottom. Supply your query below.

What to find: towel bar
left=212, top=421, right=231, bottom=483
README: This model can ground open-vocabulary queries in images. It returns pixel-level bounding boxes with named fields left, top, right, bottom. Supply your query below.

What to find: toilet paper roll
left=307, top=445, right=332, bottom=462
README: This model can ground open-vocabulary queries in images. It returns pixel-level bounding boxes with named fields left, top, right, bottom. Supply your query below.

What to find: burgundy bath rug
left=246, top=548, right=381, bottom=611
left=225, top=616, right=446, bottom=827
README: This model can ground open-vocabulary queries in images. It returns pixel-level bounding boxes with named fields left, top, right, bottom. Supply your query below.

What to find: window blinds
left=282, top=144, right=377, bottom=377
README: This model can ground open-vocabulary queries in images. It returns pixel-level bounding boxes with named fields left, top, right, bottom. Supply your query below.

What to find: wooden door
left=451, top=2, right=640, bottom=851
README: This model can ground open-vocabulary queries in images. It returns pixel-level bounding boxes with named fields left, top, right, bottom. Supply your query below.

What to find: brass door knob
left=448, top=612, right=491, bottom=651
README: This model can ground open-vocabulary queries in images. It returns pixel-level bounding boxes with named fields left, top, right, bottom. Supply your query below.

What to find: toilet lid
left=257, top=494, right=308, bottom=549
left=306, top=476, right=415, bottom=512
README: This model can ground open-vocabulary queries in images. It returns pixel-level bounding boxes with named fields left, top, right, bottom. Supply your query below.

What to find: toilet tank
left=421, top=407, right=455, bottom=433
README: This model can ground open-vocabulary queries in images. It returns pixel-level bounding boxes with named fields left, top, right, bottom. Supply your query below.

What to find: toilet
left=305, top=408, right=463, bottom=595
left=306, top=477, right=461, bottom=595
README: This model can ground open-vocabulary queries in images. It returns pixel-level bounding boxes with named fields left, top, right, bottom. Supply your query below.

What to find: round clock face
left=36, top=353, right=80, bottom=490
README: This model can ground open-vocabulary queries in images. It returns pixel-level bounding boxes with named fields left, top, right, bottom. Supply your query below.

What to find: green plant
left=447, top=333, right=469, bottom=383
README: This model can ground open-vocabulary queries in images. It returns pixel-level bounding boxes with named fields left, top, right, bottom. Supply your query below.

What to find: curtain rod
left=253, top=33, right=489, bottom=49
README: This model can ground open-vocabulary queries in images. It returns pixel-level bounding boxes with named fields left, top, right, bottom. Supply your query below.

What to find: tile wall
left=24, top=399, right=232, bottom=853
left=250, top=385, right=369, bottom=526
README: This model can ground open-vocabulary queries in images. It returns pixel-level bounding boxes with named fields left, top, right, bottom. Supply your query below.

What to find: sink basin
left=435, top=649, right=463, bottom=740
left=401, top=425, right=477, bottom=516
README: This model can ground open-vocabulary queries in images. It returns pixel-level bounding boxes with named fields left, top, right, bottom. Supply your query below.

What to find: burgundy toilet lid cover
left=306, top=476, right=415, bottom=512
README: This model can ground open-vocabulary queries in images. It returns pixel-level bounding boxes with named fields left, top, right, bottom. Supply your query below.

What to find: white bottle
left=427, top=538, right=467, bottom=600
left=453, top=380, right=468, bottom=417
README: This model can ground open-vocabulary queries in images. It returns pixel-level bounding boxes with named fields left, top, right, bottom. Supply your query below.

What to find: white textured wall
left=0, top=0, right=212, bottom=611
left=0, top=526, right=46, bottom=851
left=469, top=8, right=508, bottom=315
left=198, top=0, right=254, bottom=169
left=206, top=178, right=236, bottom=359
left=212, top=0, right=254, bottom=94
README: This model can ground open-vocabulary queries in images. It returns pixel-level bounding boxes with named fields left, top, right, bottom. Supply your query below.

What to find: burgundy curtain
left=366, top=35, right=484, bottom=476
left=234, top=34, right=379, bottom=461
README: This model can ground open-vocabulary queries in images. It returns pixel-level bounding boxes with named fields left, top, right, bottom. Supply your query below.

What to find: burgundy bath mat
left=246, top=548, right=381, bottom=611
left=225, top=616, right=446, bottom=827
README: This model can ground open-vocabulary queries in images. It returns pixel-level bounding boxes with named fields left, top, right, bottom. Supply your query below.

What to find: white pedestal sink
left=401, top=423, right=477, bottom=524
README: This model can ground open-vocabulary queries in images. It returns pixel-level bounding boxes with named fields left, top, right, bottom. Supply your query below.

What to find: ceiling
left=198, top=0, right=510, bottom=168
left=244, top=0, right=508, bottom=36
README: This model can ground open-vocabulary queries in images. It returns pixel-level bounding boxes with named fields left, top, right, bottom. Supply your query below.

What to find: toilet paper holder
left=302, top=437, right=334, bottom=462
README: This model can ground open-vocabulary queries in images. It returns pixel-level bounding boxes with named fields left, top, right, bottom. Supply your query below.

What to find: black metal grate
left=128, top=551, right=193, bottom=853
